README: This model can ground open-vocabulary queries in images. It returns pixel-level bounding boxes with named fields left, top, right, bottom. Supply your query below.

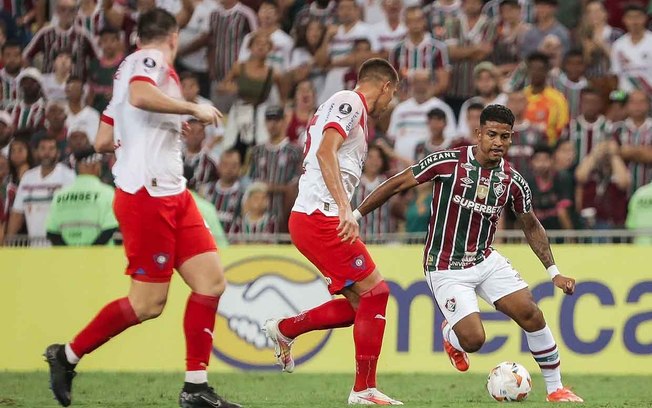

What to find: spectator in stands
left=229, top=181, right=277, bottom=237
left=285, top=79, right=315, bottom=145
left=387, top=70, right=456, bottom=162
left=451, top=101, right=483, bottom=148
left=5, top=137, right=75, bottom=243
left=390, top=6, right=449, bottom=97
left=180, top=72, right=224, bottom=160
left=526, top=144, right=574, bottom=230
left=423, top=0, right=461, bottom=35
left=575, top=140, right=630, bottom=231
left=2, top=136, right=33, bottom=231
left=87, top=28, right=123, bottom=113
left=75, top=0, right=102, bottom=38
left=552, top=49, right=588, bottom=121
left=610, top=4, right=652, bottom=93
left=64, top=128, right=92, bottom=165
left=208, top=148, right=244, bottom=232
left=492, top=0, right=531, bottom=78
left=11, top=67, right=46, bottom=131
left=351, top=144, right=395, bottom=240
left=41, top=51, right=72, bottom=102
left=220, top=32, right=284, bottom=159
left=370, top=0, right=407, bottom=54
left=23, top=0, right=98, bottom=79
left=0, top=41, right=23, bottom=110
left=288, top=19, right=327, bottom=96
left=292, top=0, right=337, bottom=35
left=457, top=62, right=507, bottom=137
left=506, top=90, right=545, bottom=174
left=564, top=88, right=610, bottom=166
left=46, top=148, right=118, bottom=246
left=553, top=138, right=576, bottom=173
left=239, top=0, right=294, bottom=73
left=183, top=118, right=218, bottom=196
left=523, top=52, right=569, bottom=145
left=65, top=76, right=100, bottom=143
left=32, top=101, right=68, bottom=153
left=247, top=105, right=302, bottom=232
left=342, top=39, right=373, bottom=90
left=606, top=89, right=629, bottom=123
left=626, top=181, right=652, bottom=244
left=176, top=0, right=220, bottom=99
left=414, top=108, right=451, bottom=162
left=520, top=0, right=569, bottom=58
left=614, top=90, right=652, bottom=195
left=441, top=0, right=497, bottom=114
left=0, top=111, right=13, bottom=156
left=317, top=0, right=380, bottom=103
left=580, top=0, right=624, bottom=81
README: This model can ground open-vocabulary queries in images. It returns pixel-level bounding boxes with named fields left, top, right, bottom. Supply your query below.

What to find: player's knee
left=460, top=331, right=485, bottom=353
left=520, top=306, right=545, bottom=331
left=131, top=296, right=167, bottom=321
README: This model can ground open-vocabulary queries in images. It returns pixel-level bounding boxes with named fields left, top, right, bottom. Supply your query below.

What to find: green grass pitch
left=1, top=372, right=652, bottom=407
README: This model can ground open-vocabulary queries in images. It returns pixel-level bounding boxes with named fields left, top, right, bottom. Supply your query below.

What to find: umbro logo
left=461, top=177, right=474, bottom=188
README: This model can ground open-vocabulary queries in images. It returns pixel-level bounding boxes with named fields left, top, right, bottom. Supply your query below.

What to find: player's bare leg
left=45, top=281, right=168, bottom=406
left=441, top=313, right=484, bottom=372
left=495, top=288, right=583, bottom=402
left=177, top=252, right=241, bottom=408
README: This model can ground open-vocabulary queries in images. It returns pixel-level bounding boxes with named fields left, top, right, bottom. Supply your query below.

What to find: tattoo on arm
left=519, top=211, right=555, bottom=268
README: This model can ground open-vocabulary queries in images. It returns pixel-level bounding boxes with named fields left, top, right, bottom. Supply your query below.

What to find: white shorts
left=425, top=251, right=528, bottom=327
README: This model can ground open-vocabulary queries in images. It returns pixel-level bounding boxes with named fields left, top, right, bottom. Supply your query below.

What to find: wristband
left=547, top=265, right=560, bottom=279
left=352, top=209, right=362, bottom=221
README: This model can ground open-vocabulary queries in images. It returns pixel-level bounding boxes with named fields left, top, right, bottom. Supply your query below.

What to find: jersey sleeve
left=101, top=97, right=116, bottom=125
left=410, top=150, right=458, bottom=183
left=322, top=92, right=365, bottom=139
left=509, top=170, right=533, bottom=214
left=128, top=50, right=166, bottom=87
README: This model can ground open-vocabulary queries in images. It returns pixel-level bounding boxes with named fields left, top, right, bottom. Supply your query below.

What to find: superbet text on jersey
left=293, top=90, right=370, bottom=217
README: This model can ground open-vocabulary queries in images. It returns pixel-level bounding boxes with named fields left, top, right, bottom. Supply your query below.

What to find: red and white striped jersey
left=410, top=146, right=532, bottom=271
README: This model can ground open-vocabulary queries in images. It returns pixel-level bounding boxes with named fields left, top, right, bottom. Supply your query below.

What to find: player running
left=263, top=58, right=402, bottom=405
left=354, top=105, right=584, bottom=403
left=43, top=9, right=241, bottom=408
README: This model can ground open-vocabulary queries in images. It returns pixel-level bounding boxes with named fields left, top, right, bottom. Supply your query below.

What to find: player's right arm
left=317, top=129, right=359, bottom=243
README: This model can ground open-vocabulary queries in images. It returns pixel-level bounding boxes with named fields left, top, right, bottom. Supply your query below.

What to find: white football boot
left=262, top=319, right=295, bottom=373
left=348, top=388, right=404, bottom=405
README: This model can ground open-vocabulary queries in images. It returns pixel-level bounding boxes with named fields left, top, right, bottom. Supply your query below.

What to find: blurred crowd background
left=1, top=0, right=652, bottom=246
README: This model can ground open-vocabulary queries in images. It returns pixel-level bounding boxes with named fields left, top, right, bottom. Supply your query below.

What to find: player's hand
left=552, top=275, right=576, bottom=295
left=191, top=104, right=223, bottom=126
left=337, top=207, right=359, bottom=244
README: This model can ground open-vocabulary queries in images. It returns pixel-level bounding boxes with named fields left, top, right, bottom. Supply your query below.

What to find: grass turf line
left=1, top=372, right=651, bottom=407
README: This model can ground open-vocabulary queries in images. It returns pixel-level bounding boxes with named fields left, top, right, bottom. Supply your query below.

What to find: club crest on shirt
left=338, top=103, right=353, bottom=116
left=493, top=182, right=506, bottom=198
left=477, top=185, right=489, bottom=200
left=445, top=297, right=456, bottom=313
left=143, top=57, right=156, bottom=69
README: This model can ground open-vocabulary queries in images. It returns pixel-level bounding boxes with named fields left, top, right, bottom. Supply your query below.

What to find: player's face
left=581, top=93, right=602, bottom=119
left=69, top=131, right=90, bottom=152
left=476, top=120, right=512, bottom=163
left=623, top=11, right=647, bottom=34
left=405, top=9, right=425, bottom=35
left=475, top=71, right=496, bottom=97
left=371, top=81, right=397, bottom=118
left=37, top=140, right=58, bottom=167
left=2, top=47, right=22, bottom=73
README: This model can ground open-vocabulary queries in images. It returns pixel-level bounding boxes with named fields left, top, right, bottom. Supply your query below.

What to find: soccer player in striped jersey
left=355, top=104, right=583, bottom=403
left=562, top=88, right=611, bottom=166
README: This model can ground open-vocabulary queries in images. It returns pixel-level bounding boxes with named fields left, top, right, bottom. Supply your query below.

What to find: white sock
left=443, top=323, right=464, bottom=352
left=525, top=325, right=563, bottom=394
left=185, top=370, right=208, bottom=384
left=64, top=343, right=80, bottom=365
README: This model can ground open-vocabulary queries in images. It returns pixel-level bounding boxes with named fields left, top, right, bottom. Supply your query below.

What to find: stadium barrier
left=1, top=245, right=651, bottom=374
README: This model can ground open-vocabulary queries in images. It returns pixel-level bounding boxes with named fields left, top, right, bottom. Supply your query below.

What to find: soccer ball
left=486, top=362, right=532, bottom=402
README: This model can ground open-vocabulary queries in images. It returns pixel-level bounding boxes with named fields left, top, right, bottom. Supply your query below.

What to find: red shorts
left=289, top=211, right=376, bottom=294
left=114, top=188, right=217, bottom=283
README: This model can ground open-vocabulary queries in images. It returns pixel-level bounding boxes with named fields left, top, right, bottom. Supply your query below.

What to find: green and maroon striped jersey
left=411, top=146, right=532, bottom=271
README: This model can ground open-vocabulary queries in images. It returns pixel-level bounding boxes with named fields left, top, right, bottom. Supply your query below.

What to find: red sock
left=278, top=298, right=356, bottom=339
left=184, top=292, right=220, bottom=372
left=353, top=281, right=389, bottom=392
left=69, top=297, right=140, bottom=357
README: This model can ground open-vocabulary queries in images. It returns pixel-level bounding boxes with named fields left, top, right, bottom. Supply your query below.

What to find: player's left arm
left=94, top=120, right=115, bottom=153
left=516, top=211, right=575, bottom=295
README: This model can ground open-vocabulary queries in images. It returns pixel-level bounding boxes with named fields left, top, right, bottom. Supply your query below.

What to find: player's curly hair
left=480, top=104, right=515, bottom=127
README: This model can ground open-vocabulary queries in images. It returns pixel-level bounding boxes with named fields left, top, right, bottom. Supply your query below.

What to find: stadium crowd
left=0, top=0, right=652, bottom=246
